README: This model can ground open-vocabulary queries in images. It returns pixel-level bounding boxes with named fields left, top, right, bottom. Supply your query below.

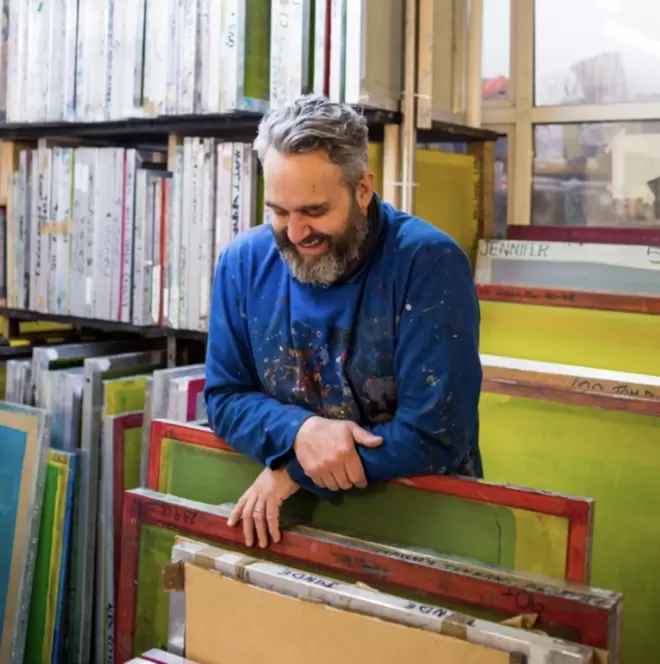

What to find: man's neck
left=342, top=195, right=381, bottom=283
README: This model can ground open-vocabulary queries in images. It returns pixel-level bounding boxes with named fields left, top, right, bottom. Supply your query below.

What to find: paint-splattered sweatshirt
left=204, top=197, right=483, bottom=497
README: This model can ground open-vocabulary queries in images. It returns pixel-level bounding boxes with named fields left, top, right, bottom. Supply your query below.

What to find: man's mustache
left=275, top=230, right=333, bottom=249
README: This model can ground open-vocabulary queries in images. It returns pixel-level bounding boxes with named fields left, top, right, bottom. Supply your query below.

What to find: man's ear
left=356, top=171, right=375, bottom=213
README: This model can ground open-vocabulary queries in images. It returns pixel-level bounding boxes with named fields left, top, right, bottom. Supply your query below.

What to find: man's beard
left=273, top=201, right=369, bottom=287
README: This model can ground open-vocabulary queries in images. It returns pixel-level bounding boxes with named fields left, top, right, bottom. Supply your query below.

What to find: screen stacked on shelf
left=4, top=0, right=403, bottom=123
left=165, top=138, right=261, bottom=331
left=5, top=138, right=261, bottom=331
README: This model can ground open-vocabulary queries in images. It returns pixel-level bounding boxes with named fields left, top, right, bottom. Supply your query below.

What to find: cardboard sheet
left=172, top=540, right=594, bottom=664
left=184, top=564, right=513, bottom=664
left=129, top=648, right=200, bottom=663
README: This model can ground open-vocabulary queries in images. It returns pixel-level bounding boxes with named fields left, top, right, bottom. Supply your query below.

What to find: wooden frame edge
left=148, top=419, right=592, bottom=583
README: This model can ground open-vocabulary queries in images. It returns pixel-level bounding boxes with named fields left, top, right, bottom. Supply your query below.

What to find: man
left=204, top=95, right=482, bottom=549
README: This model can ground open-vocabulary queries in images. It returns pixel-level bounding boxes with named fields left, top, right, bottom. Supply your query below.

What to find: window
left=493, top=135, right=509, bottom=236
left=482, top=0, right=511, bottom=100
left=535, top=0, right=660, bottom=105
left=532, top=121, right=660, bottom=226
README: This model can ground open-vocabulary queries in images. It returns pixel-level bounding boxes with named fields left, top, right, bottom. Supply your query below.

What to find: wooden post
left=382, top=124, right=401, bottom=209
left=468, top=139, right=496, bottom=241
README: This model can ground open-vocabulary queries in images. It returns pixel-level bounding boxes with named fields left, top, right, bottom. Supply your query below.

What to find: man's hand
left=228, top=467, right=299, bottom=548
left=294, top=416, right=383, bottom=491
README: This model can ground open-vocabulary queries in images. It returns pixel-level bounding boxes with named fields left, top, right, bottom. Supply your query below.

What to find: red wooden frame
left=116, top=489, right=618, bottom=664
left=185, top=378, right=205, bottom=421
left=476, top=283, right=660, bottom=316
left=111, top=412, right=144, bottom=651
left=507, top=224, right=660, bottom=247
left=148, top=419, right=593, bottom=584
left=482, top=366, right=660, bottom=418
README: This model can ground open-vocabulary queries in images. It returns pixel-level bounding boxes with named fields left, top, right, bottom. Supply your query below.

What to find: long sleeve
left=204, top=251, right=314, bottom=471
left=287, top=242, right=482, bottom=488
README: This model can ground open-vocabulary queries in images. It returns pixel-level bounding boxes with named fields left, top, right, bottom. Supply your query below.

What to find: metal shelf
left=0, top=307, right=208, bottom=341
left=0, top=110, right=499, bottom=144
left=418, top=120, right=500, bottom=143
left=0, top=108, right=401, bottom=143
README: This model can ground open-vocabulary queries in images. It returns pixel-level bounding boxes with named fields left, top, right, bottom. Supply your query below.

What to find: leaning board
left=168, top=539, right=597, bottom=663
left=116, top=489, right=621, bottom=663
left=24, top=450, right=76, bottom=664
left=0, top=404, right=51, bottom=664
left=479, top=300, right=660, bottom=376
left=148, top=420, right=593, bottom=583
left=480, top=390, right=660, bottom=664
left=101, top=411, right=144, bottom=658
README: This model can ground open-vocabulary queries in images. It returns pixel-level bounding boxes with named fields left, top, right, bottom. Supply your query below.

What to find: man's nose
left=286, top=216, right=313, bottom=245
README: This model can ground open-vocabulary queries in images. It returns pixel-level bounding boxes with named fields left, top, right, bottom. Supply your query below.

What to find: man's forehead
left=263, top=149, right=341, bottom=181
left=263, top=152, right=344, bottom=207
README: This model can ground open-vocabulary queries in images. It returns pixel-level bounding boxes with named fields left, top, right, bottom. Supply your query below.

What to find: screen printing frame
left=0, top=405, right=50, bottom=664
left=476, top=283, right=660, bottom=316
left=105, top=412, right=145, bottom=630
left=148, top=419, right=594, bottom=585
left=481, top=356, right=660, bottom=418
left=116, top=489, right=620, bottom=664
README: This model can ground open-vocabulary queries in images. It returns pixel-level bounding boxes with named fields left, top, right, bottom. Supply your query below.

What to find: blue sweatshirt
left=204, top=198, right=483, bottom=498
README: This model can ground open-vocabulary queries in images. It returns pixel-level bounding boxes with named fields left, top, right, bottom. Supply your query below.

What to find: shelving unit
left=0, top=120, right=497, bottom=365
left=0, top=0, right=497, bottom=369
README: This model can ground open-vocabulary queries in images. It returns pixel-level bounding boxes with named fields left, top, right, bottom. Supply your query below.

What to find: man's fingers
left=266, top=499, right=281, bottom=544
left=331, top=466, right=354, bottom=491
left=351, top=425, right=383, bottom=447
left=344, top=453, right=367, bottom=489
left=308, top=470, right=327, bottom=489
left=228, top=494, right=248, bottom=527
left=253, top=499, right=269, bottom=548
left=320, top=471, right=340, bottom=491
left=241, top=495, right=257, bottom=547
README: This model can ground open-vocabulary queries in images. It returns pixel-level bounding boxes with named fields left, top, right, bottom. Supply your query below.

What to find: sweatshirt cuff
left=285, top=457, right=336, bottom=499
left=264, top=410, right=316, bottom=469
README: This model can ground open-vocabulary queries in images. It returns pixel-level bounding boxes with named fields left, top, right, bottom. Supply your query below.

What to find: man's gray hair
left=253, top=95, right=369, bottom=189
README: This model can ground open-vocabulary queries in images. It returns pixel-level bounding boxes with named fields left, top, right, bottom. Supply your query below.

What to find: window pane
left=535, top=0, right=660, bottom=105
left=533, top=121, right=660, bottom=226
left=482, top=0, right=510, bottom=100
left=494, top=136, right=509, bottom=237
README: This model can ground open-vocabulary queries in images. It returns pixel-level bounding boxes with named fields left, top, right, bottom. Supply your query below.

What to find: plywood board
left=149, top=420, right=593, bottom=583
left=115, top=489, right=620, bottom=662
left=480, top=392, right=660, bottom=664
left=0, top=404, right=50, bottom=664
